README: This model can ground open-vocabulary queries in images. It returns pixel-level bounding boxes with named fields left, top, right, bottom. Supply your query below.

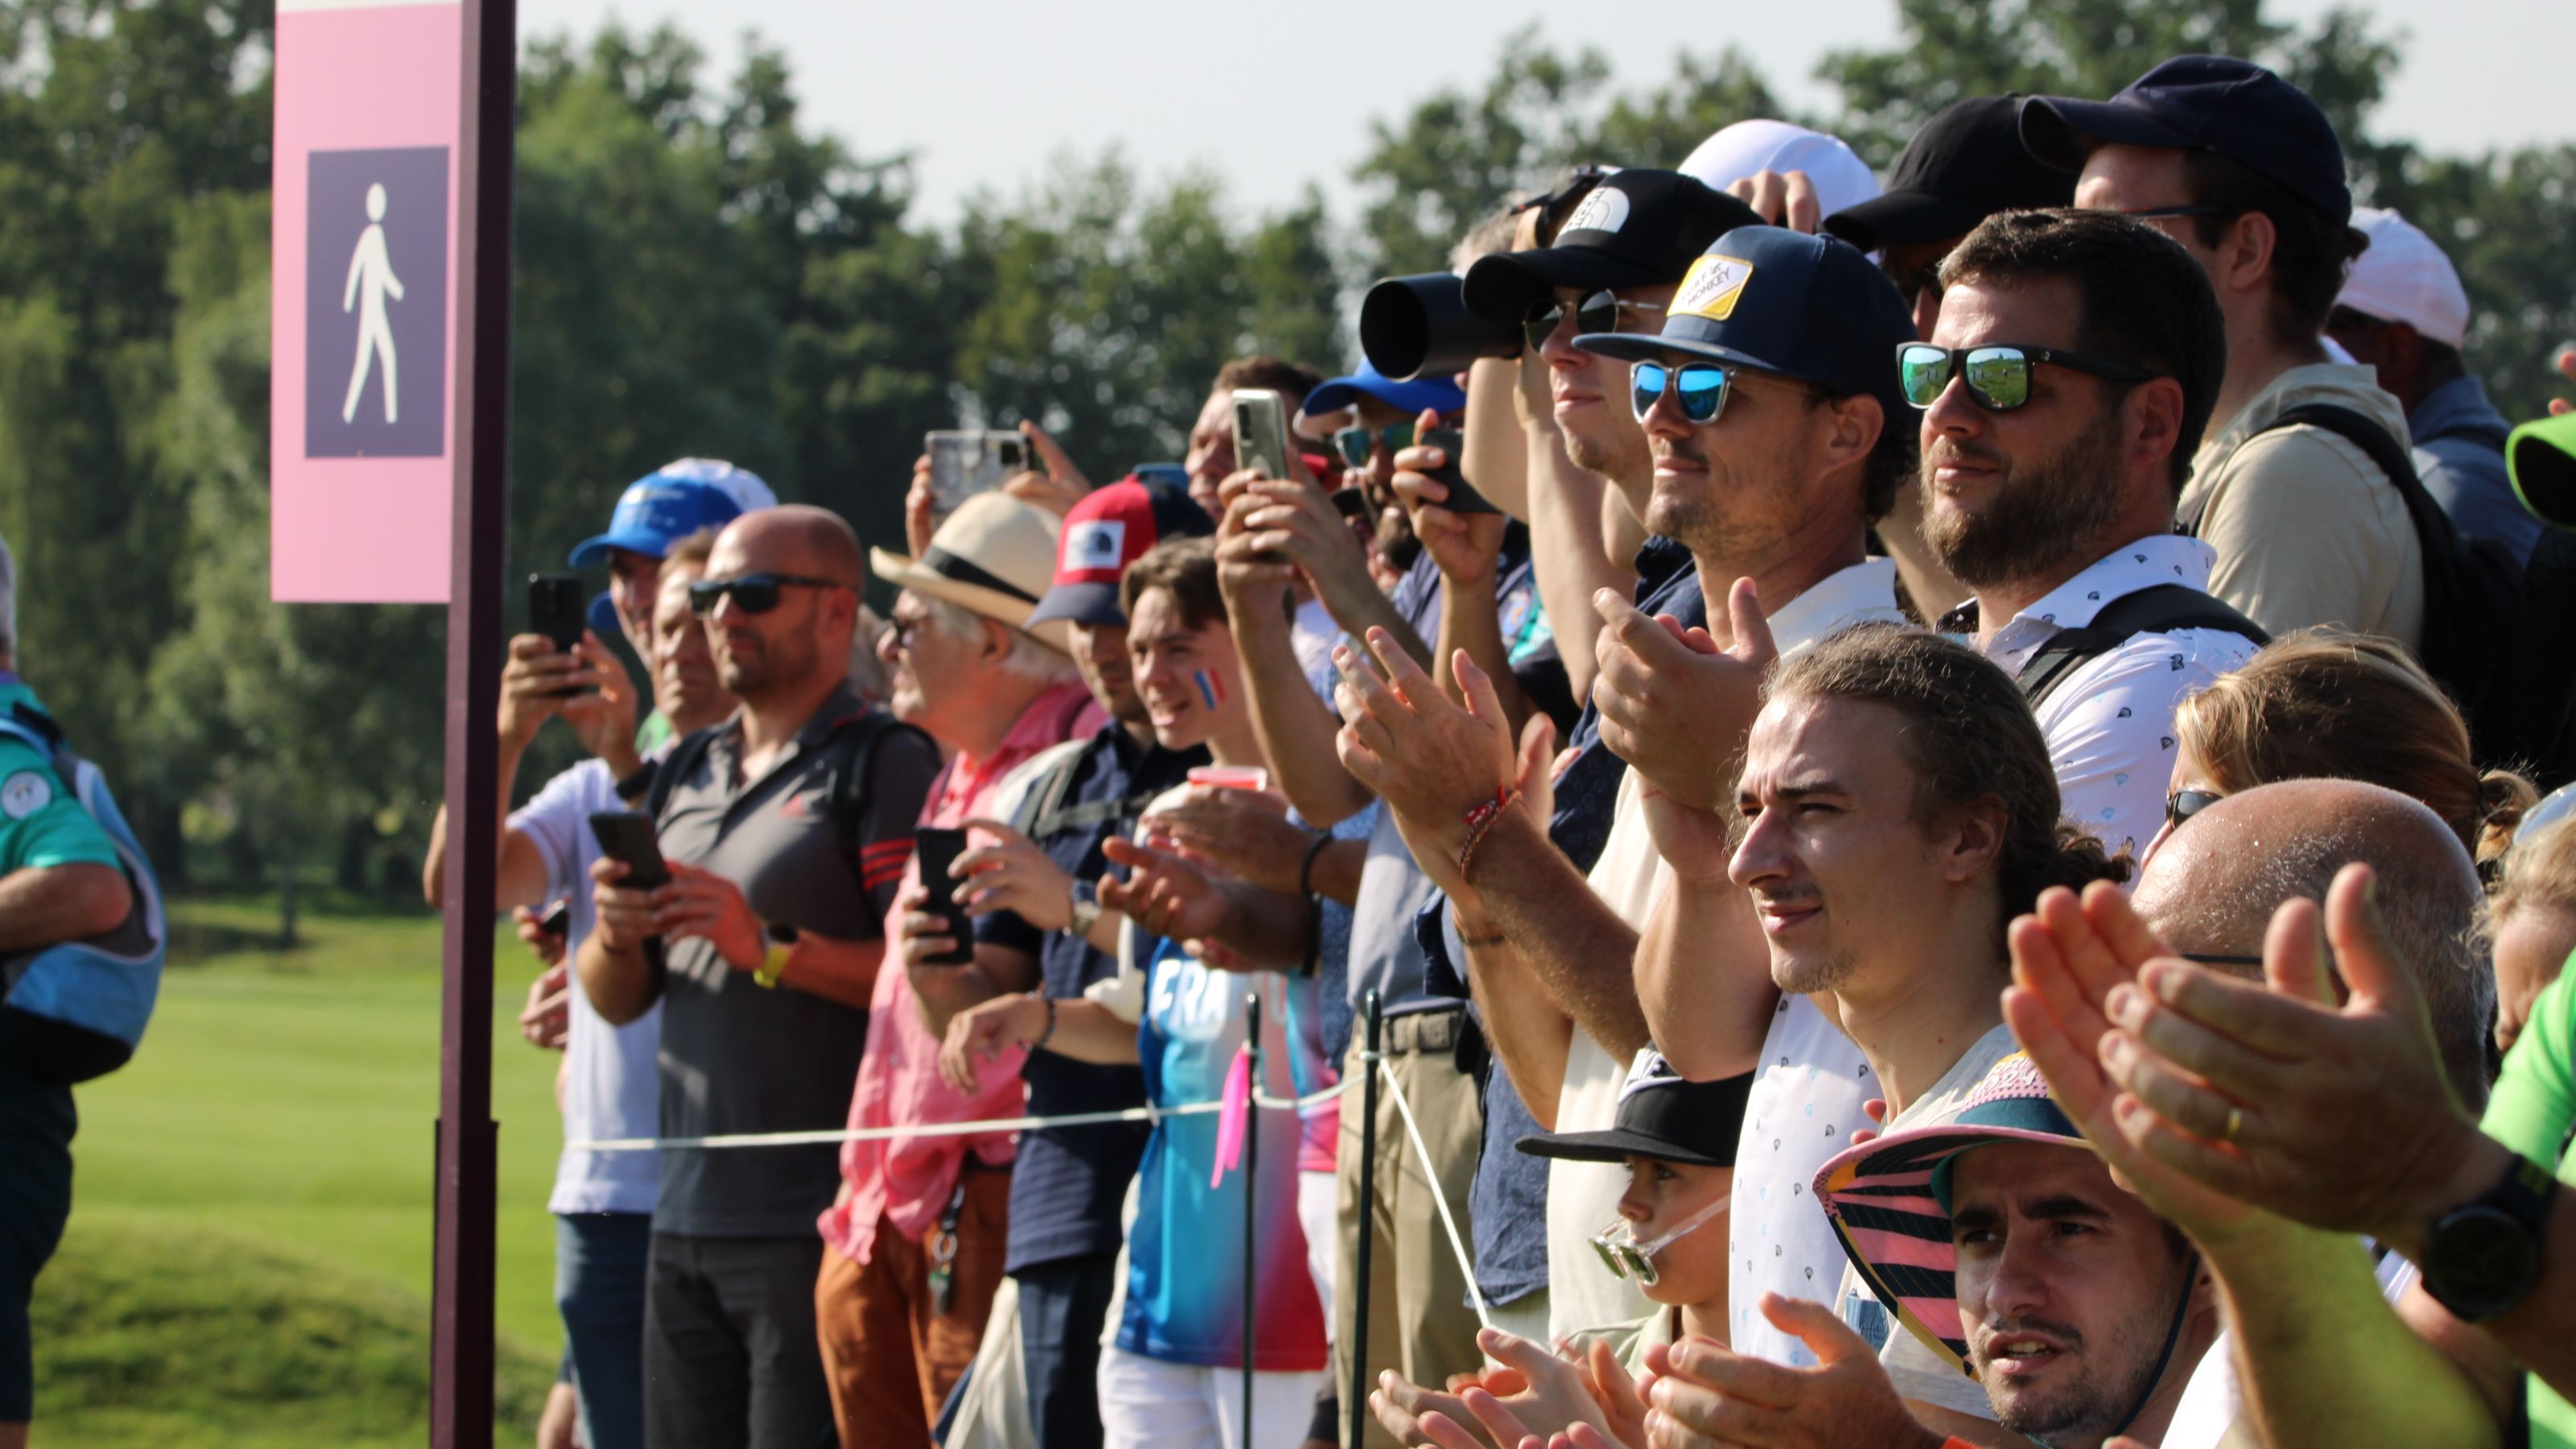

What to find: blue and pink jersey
left=1115, top=936, right=1331, bottom=1371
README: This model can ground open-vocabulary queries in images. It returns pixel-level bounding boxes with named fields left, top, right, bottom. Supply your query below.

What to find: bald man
left=580, top=503, right=941, bottom=1449
left=2116, top=778, right=2507, bottom=1449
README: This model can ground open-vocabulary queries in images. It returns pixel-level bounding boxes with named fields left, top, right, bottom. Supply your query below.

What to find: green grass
left=31, top=892, right=578, bottom=1442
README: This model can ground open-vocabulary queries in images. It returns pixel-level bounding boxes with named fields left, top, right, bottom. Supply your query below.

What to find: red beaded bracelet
left=1456, top=786, right=1517, bottom=884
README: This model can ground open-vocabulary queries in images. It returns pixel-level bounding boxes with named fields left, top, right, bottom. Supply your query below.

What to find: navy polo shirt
left=976, top=722, right=1208, bottom=1274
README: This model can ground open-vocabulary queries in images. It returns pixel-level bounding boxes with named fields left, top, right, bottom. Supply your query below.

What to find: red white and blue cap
left=1811, top=1051, right=2089, bottom=1376
left=1026, top=474, right=1216, bottom=630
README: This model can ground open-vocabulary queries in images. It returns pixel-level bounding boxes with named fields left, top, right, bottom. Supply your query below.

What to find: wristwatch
left=755, top=923, right=799, bottom=990
left=2419, top=1154, right=2561, bottom=1322
left=1063, top=879, right=1101, bottom=940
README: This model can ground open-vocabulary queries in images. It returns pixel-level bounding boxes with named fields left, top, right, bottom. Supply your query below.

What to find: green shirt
left=0, top=680, right=118, bottom=876
left=2479, top=964, right=2576, bottom=1448
left=634, top=709, right=673, bottom=758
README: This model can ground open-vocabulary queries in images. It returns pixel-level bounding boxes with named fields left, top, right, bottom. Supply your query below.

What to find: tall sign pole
left=433, top=0, right=515, bottom=1443
left=270, top=0, right=514, bottom=1440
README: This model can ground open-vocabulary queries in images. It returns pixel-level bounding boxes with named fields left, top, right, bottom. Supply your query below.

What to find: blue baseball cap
left=1300, top=361, right=1468, bottom=421
left=2021, top=56, right=2352, bottom=227
left=568, top=474, right=744, bottom=568
left=1572, top=225, right=1915, bottom=421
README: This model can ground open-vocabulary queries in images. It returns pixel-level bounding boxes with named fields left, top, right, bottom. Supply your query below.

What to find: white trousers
left=1096, top=1345, right=1320, bottom=1449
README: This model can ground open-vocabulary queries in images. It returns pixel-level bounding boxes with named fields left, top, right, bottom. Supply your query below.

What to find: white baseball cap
left=2337, top=208, right=2470, bottom=347
left=1678, top=121, right=1882, bottom=222
left=655, top=457, right=778, bottom=515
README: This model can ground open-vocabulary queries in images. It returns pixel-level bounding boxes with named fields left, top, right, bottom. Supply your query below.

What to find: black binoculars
left=1358, top=272, right=1523, bottom=382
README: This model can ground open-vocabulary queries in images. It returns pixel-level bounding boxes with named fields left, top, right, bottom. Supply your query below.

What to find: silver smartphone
left=925, top=430, right=1030, bottom=516
left=1229, top=389, right=1293, bottom=481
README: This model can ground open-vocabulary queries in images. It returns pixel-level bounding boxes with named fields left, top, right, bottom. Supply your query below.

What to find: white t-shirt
left=1837, top=1022, right=2023, bottom=1419
left=510, top=757, right=663, bottom=1216
left=1732, top=993, right=1878, bottom=1364
left=1548, top=559, right=1909, bottom=1344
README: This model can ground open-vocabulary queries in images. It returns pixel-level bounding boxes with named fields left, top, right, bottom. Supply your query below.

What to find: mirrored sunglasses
left=1587, top=1191, right=1730, bottom=1286
left=1331, top=422, right=1415, bottom=469
left=1630, top=361, right=1732, bottom=424
left=1895, top=342, right=2153, bottom=412
left=2165, top=787, right=2224, bottom=834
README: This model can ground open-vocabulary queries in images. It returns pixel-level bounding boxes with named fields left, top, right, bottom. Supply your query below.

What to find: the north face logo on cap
left=1064, top=519, right=1127, bottom=575
left=1674, top=254, right=1755, bottom=321
left=1560, top=187, right=1631, bottom=237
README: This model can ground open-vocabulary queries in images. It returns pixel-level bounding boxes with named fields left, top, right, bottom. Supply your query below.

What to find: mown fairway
left=31, top=894, right=576, bottom=1443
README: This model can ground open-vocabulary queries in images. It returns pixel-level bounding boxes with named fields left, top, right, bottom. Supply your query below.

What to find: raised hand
left=1391, top=407, right=1508, bottom=588
left=1003, top=419, right=1092, bottom=518
left=1592, top=576, right=1775, bottom=812
left=1642, top=1295, right=1942, bottom=1449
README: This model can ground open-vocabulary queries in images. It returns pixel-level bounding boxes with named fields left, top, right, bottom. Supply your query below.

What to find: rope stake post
left=1241, top=989, right=1262, bottom=1445
left=1348, top=989, right=1382, bottom=1449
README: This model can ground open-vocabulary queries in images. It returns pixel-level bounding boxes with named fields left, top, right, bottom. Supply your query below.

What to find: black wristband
left=1297, top=832, right=1334, bottom=899
left=1298, top=833, right=1331, bottom=978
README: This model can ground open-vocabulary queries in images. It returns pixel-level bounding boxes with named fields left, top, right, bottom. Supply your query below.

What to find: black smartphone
left=527, top=572, right=594, bottom=696
left=588, top=811, right=671, bottom=891
left=539, top=899, right=572, bottom=939
left=912, top=827, right=976, bottom=966
left=1418, top=427, right=1499, bottom=515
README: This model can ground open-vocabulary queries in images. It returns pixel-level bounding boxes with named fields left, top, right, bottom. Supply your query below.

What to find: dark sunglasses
left=1630, top=361, right=1732, bottom=424
left=1525, top=291, right=1664, bottom=351
left=1895, top=342, right=2153, bottom=411
left=1331, top=422, right=1414, bottom=469
left=687, top=572, right=844, bottom=617
left=2165, top=787, right=2224, bottom=834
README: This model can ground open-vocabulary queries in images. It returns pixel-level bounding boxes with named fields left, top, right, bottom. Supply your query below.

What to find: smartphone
left=1418, top=427, right=1499, bottom=515
left=926, top=430, right=1029, bottom=517
left=911, top=827, right=976, bottom=966
left=588, top=811, right=671, bottom=891
left=1230, top=389, right=1294, bottom=482
left=527, top=572, right=594, bottom=696
left=539, top=899, right=572, bottom=939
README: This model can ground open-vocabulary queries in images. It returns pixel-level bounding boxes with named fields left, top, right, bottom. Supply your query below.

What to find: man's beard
left=1978, top=1263, right=2189, bottom=1445
left=718, top=630, right=815, bottom=700
left=1566, top=416, right=1652, bottom=494
left=1922, top=413, right=2129, bottom=593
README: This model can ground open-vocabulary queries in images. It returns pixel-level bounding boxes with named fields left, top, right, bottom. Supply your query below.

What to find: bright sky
left=516, top=0, right=2570, bottom=226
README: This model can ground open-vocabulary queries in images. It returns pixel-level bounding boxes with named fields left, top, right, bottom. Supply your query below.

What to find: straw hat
left=868, top=492, right=1070, bottom=652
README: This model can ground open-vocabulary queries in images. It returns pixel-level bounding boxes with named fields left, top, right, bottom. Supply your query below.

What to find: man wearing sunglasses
left=577, top=506, right=942, bottom=1449
left=2023, top=56, right=2425, bottom=655
left=1909, top=206, right=2264, bottom=861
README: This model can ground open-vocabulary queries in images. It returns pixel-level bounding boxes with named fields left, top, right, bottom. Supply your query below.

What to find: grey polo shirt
left=647, top=685, right=939, bottom=1237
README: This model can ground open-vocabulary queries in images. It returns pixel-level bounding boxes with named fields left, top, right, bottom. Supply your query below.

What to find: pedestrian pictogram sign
left=271, top=0, right=465, bottom=603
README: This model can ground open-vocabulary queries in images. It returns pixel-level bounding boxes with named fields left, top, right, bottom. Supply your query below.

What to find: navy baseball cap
left=1026, top=475, right=1216, bottom=630
left=568, top=474, right=744, bottom=568
left=2021, top=55, right=2352, bottom=225
left=1461, top=170, right=1763, bottom=323
left=1574, top=226, right=1915, bottom=419
left=1824, top=95, right=2075, bottom=253
left=1300, top=360, right=1468, bottom=420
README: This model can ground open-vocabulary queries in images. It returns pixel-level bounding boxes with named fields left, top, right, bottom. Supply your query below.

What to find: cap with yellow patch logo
left=1574, top=225, right=1915, bottom=423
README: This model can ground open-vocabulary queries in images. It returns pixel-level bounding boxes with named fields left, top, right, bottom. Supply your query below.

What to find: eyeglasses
left=1331, top=422, right=1415, bottom=469
left=2165, top=787, right=2223, bottom=834
left=1630, top=361, right=1732, bottom=424
left=687, top=572, right=845, bottom=617
left=2119, top=204, right=2232, bottom=222
left=886, top=613, right=931, bottom=650
left=1525, top=291, right=1664, bottom=351
left=1895, top=342, right=2153, bottom=412
left=1587, top=1191, right=1729, bottom=1287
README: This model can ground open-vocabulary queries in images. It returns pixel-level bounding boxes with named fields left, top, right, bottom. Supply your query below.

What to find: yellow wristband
left=755, top=941, right=791, bottom=989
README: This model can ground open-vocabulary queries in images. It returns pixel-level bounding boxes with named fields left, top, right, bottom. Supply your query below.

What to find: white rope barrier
left=567, top=1076, right=1352, bottom=1153
left=1377, top=1057, right=1492, bottom=1331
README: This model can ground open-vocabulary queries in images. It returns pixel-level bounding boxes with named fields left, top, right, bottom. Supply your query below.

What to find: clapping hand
left=1593, top=577, right=1775, bottom=814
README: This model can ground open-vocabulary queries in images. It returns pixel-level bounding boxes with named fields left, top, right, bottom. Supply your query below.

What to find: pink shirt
left=819, top=683, right=1106, bottom=1264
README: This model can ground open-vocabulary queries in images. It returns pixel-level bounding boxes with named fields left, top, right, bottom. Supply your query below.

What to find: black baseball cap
left=1517, top=1051, right=1752, bottom=1168
left=2021, top=55, right=2352, bottom=226
left=1573, top=225, right=1915, bottom=421
left=1461, top=169, right=1763, bottom=322
left=1824, top=95, right=2076, bottom=253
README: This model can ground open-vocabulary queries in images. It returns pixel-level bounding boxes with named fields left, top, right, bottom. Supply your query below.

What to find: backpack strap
left=2262, top=402, right=2450, bottom=545
left=820, top=708, right=936, bottom=859
left=2016, top=584, right=2270, bottom=709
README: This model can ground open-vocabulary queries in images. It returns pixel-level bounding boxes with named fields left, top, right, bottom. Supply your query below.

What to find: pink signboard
left=271, top=0, right=464, bottom=603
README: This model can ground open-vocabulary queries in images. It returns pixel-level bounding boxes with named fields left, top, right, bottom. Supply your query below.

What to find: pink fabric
left=819, top=683, right=1106, bottom=1265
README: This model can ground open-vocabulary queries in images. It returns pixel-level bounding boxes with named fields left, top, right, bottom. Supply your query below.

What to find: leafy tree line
left=0, top=0, right=2565, bottom=918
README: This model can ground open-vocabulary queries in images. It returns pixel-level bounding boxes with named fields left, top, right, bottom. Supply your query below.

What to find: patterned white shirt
left=1954, top=535, right=2260, bottom=859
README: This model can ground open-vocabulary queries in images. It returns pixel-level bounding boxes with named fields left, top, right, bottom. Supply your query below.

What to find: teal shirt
left=0, top=680, right=116, bottom=876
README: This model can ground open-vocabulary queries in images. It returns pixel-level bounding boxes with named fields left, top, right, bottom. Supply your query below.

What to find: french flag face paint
left=1194, top=668, right=1228, bottom=711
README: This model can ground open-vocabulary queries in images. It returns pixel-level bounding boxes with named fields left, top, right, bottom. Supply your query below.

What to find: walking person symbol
left=341, top=182, right=405, bottom=425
